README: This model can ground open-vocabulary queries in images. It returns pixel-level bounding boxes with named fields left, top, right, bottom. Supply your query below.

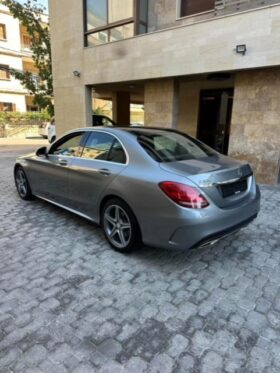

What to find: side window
left=82, top=132, right=115, bottom=160
left=82, top=132, right=126, bottom=164
left=49, top=133, right=84, bottom=157
left=108, top=140, right=126, bottom=164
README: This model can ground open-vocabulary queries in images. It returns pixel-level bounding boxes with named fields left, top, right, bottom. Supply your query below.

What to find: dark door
left=197, top=89, right=234, bottom=155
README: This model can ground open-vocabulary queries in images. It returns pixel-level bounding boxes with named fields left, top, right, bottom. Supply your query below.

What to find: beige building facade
left=0, top=4, right=49, bottom=112
left=49, top=0, right=280, bottom=184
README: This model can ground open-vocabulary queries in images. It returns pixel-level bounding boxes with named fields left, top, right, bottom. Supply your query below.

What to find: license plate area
left=219, top=178, right=247, bottom=198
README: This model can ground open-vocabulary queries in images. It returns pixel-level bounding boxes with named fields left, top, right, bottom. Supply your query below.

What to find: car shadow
left=21, top=194, right=257, bottom=272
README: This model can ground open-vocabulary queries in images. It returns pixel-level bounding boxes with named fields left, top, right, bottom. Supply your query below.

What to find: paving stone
left=255, top=297, right=272, bottom=314
left=201, top=350, right=223, bottom=373
left=97, top=338, right=122, bottom=358
left=0, top=147, right=280, bottom=372
left=235, top=328, right=258, bottom=352
left=246, top=346, right=273, bottom=372
left=124, top=357, right=148, bottom=373
left=99, top=360, right=123, bottom=373
left=117, top=319, right=171, bottom=363
left=245, top=310, right=269, bottom=333
left=23, top=344, right=47, bottom=365
left=190, top=330, right=213, bottom=356
left=148, top=353, right=174, bottom=373
left=0, top=347, right=22, bottom=369
left=167, top=334, right=189, bottom=358
left=71, top=362, right=96, bottom=373
left=175, top=353, right=195, bottom=372
left=211, top=330, right=236, bottom=354
left=39, top=358, right=68, bottom=373
left=267, top=311, right=280, bottom=328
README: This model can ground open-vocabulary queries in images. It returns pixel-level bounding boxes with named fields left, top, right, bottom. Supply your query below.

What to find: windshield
left=137, top=131, right=217, bottom=162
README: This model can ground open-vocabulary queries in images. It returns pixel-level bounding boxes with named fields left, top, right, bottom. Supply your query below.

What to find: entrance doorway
left=197, top=88, right=234, bottom=155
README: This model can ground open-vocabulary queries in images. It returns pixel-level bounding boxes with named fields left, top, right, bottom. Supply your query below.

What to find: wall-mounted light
left=236, top=44, right=247, bottom=56
left=73, top=70, right=81, bottom=78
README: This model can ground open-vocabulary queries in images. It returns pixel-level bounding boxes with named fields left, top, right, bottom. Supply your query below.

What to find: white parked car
left=39, top=121, right=50, bottom=139
left=39, top=119, right=56, bottom=143
left=47, top=119, right=56, bottom=143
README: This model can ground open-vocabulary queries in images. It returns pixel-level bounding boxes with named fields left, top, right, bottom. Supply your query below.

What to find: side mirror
left=36, top=146, right=48, bottom=157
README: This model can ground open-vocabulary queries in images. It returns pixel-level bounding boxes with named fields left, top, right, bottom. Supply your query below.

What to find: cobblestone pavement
left=0, top=146, right=280, bottom=373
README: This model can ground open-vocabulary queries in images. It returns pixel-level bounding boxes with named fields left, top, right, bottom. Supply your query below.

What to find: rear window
left=137, top=131, right=217, bottom=162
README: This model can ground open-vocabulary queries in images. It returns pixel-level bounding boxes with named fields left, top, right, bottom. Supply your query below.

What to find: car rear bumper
left=141, top=185, right=261, bottom=250
left=189, top=213, right=258, bottom=250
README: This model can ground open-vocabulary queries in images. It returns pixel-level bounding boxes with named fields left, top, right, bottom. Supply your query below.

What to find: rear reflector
left=159, top=181, right=209, bottom=209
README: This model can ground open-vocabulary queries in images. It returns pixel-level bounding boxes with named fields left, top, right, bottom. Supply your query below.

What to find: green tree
left=2, top=0, right=54, bottom=115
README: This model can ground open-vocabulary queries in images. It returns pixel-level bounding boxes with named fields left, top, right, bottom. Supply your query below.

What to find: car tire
left=101, top=198, right=142, bottom=253
left=14, top=167, right=33, bottom=201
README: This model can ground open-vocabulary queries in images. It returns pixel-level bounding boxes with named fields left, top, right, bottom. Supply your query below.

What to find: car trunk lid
left=159, top=155, right=253, bottom=208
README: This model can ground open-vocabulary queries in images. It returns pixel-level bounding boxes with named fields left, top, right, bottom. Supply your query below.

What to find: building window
left=0, top=24, right=7, bottom=40
left=0, top=64, right=10, bottom=80
left=22, top=34, right=32, bottom=49
left=0, top=102, right=15, bottom=112
left=27, top=105, right=39, bottom=112
left=138, top=0, right=148, bottom=35
left=84, top=0, right=148, bottom=46
left=180, top=0, right=215, bottom=17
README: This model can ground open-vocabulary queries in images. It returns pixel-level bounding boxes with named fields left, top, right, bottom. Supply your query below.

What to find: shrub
left=0, top=111, right=51, bottom=124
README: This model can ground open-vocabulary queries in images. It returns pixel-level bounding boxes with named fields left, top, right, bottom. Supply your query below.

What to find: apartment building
left=0, top=3, right=40, bottom=112
left=49, top=0, right=280, bottom=184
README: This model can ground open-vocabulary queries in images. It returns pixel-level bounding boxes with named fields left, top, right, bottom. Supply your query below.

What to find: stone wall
left=0, top=124, right=41, bottom=139
left=50, top=0, right=280, bottom=139
left=144, top=79, right=179, bottom=128
left=148, top=0, right=177, bottom=32
left=81, top=5, right=280, bottom=85
left=229, top=69, right=280, bottom=184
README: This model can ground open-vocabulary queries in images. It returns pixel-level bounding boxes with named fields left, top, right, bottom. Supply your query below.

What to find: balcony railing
left=214, top=0, right=280, bottom=15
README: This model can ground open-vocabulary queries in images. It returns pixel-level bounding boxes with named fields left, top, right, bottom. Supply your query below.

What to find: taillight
left=159, top=181, right=209, bottom=209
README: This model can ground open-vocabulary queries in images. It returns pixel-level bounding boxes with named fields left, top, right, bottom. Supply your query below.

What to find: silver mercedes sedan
left=14, top=127, right=260, bottom=252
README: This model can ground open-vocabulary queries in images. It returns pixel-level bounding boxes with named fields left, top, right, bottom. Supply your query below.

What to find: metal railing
left=215, top=0, right=280, bottom=15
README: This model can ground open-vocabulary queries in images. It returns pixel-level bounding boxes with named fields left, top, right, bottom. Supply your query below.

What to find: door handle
left=58, top=159, right=68, bottom=166
left=98, top=168, right=111, bottom=176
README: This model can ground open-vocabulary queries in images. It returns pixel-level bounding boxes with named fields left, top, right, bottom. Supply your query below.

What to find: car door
left=67, top=131, right=128, bottom=219
left=28, top=131, right=87, bottom=205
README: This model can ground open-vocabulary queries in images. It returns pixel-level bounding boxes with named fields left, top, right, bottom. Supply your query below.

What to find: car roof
left=69, top=126, right=180, bottom=136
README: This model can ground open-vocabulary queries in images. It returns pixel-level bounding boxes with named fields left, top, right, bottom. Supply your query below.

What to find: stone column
left=112, top=92, right=130, bottom=126
left=229, top=68, right=280, bottom=184
left=144, top=78, right=179, bottom=128
left=55, top=85, right=93, bottom=137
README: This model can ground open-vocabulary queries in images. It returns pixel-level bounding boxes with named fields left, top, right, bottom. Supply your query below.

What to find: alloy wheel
left=103, top=204, right=132, bottom=249
left=15, top=169, right=28, bottom=198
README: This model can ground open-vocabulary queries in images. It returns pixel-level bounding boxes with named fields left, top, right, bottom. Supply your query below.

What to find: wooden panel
left=0, top=24, right=6, bottom=40
left=0, top=65, right=10, bottom=80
